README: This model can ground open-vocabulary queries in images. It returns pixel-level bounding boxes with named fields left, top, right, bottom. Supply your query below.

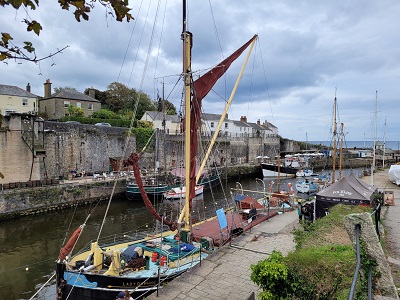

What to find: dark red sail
left=127, top=152, right=177, bottom=231
left=188, top=35, right=258, bottom=200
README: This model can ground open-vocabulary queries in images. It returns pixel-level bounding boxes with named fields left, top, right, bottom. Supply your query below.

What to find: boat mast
left=182, top=0, right=192, bottom=234
left=332, top=91, right=338, bottom=183
left=371, top=91, right=378, bottom=186
left=162, top=80, right=167, bottom=172
left=383, top=117, right=386, bottom=168
left=339, top=122, right=344, bottom=180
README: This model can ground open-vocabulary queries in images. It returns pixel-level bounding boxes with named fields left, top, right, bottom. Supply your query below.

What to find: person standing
left=296, top=199, right=303, bottom=223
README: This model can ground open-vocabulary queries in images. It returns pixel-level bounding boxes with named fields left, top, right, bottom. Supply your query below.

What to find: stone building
left=38, top=79, right=101, bottom=120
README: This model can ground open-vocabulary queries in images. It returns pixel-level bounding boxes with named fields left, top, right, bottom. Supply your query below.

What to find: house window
left=64, top=101, right=70, bottom=108
left=76, top=102, right=81, bottom=108
left=210, top=122, right=214, bottom=128
left=88, top=103, right=94, bottom=110
left=22, top=98, right=28, bottom=106
left=225, top=122, right=228, bottom=128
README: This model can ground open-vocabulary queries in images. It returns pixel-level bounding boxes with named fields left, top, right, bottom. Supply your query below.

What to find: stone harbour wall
left=0, top=179, right=126, bottom=221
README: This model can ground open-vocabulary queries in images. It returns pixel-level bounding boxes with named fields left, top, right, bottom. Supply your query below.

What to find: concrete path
left=145, top=210, right=299, bottom=300
left=362, top=171, right=400, bottom=289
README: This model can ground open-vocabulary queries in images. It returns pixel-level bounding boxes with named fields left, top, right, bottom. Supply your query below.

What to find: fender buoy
left=151, top=252, right=158, bottom=263
left=160, top=256, right=167, bottom=267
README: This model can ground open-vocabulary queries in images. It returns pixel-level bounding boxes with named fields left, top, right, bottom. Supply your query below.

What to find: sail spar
left=188, top=34, right=258, bottom=200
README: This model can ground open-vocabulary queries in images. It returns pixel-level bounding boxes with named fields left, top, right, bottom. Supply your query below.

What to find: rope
left=97, top=0, right=162, bottom=242
left=116, top=0, right=144, bottom=83
left=28, top=272, right=56, bottom=300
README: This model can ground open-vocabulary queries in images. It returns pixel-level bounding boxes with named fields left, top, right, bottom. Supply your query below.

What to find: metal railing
left=348, top=199, right=382, bottom=300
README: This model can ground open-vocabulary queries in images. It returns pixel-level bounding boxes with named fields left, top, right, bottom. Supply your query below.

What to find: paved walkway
left=144, top=170, right=400, bottom=300
left=361, top=171, right=400, bottom=290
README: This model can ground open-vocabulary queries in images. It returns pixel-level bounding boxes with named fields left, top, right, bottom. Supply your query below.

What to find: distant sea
left=308, top=141, right=400, bottom=150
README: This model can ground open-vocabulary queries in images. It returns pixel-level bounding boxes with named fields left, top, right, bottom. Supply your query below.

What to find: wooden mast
left=182, top=0, right=192, bottom=234
left=339, top=122, right=344, bottom=180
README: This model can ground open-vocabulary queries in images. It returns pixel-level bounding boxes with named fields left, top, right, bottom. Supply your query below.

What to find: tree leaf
left=26, top=20, right=42, bottom=35
left=23, top=41, right=35, bottom=53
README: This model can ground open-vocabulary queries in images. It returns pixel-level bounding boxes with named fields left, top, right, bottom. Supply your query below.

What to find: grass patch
left=251, top=204, right=375, bottom=299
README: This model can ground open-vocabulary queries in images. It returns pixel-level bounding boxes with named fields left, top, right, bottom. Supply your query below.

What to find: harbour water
left=309, top=140, right=400, bottom=150
left=0, top=169, right=364, bottom=300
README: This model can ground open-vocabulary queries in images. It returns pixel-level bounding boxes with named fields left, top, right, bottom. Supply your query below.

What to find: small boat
left=126, top=169, right=219, bottom=200
left=295, top=179, right=319, bottom=193
left=126, top=175, right=179, bottom=200
left=261, top=162, right=298, bottom=177
left=164, top=185, right=204, bottom=200
left=296, top=169, right=314, bottom=177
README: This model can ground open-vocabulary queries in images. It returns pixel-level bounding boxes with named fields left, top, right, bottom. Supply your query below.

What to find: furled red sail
left=188, top=35, right=258, bottom=200
left=58, top=226, right=83, bottom=260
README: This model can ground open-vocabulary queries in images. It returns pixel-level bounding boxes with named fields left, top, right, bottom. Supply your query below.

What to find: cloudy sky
left=1, top=0, right=399, bottom=142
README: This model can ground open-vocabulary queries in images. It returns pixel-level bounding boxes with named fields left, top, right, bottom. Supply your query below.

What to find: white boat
left=164, top=185, right=204, bottom=199
left=388, top=165, right=400, bottom=186
left=296, top=169, right=313, bottom=177
left=295, top=179, right=319, bottom=193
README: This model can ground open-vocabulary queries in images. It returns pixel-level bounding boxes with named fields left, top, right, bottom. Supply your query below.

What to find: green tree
left=135, top=90, right=156, bottom=119
left=1, top=0, right=132, bottom=62
left=105, top=82, right=135, bottom=112
left=67, top=105, right=84, bottom=117
left=104, top=82, right=156, bottom=119
left=91, top=108, right=118, bottom=119
left=84, top=87, right=107, bottom=105
left=156, top=97, right=177, bottom=115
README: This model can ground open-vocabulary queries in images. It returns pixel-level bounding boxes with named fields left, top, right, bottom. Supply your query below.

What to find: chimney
left=88, top=88, right=96, bottom=99
left=257, top=119, right=260, bottom=126
left=26, top=83, right=31, bottom=93
left=240, top=116, right=247, bottom=122
left=44, top=79, right=52, bottom=98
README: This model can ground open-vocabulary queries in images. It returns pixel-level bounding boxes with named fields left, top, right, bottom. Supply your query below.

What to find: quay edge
left=0, top=179, right=126, bottom=222
left=0, top=159, right=377, bottom=222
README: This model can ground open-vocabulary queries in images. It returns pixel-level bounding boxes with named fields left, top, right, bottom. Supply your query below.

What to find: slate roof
left=202, top=113, right=228, bottom=121
left=247, top=122, right=272, bottom=131
left=0, top=84, right=38, bottom=98
left=144, top=111, right=180, bottom=122
left=46, top=90, right=99, bottom=102
left=233, top=120, right=252, bottom=127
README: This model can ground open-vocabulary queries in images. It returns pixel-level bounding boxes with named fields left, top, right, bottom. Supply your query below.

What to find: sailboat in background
left=55, top=2, right=259, bottom=299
